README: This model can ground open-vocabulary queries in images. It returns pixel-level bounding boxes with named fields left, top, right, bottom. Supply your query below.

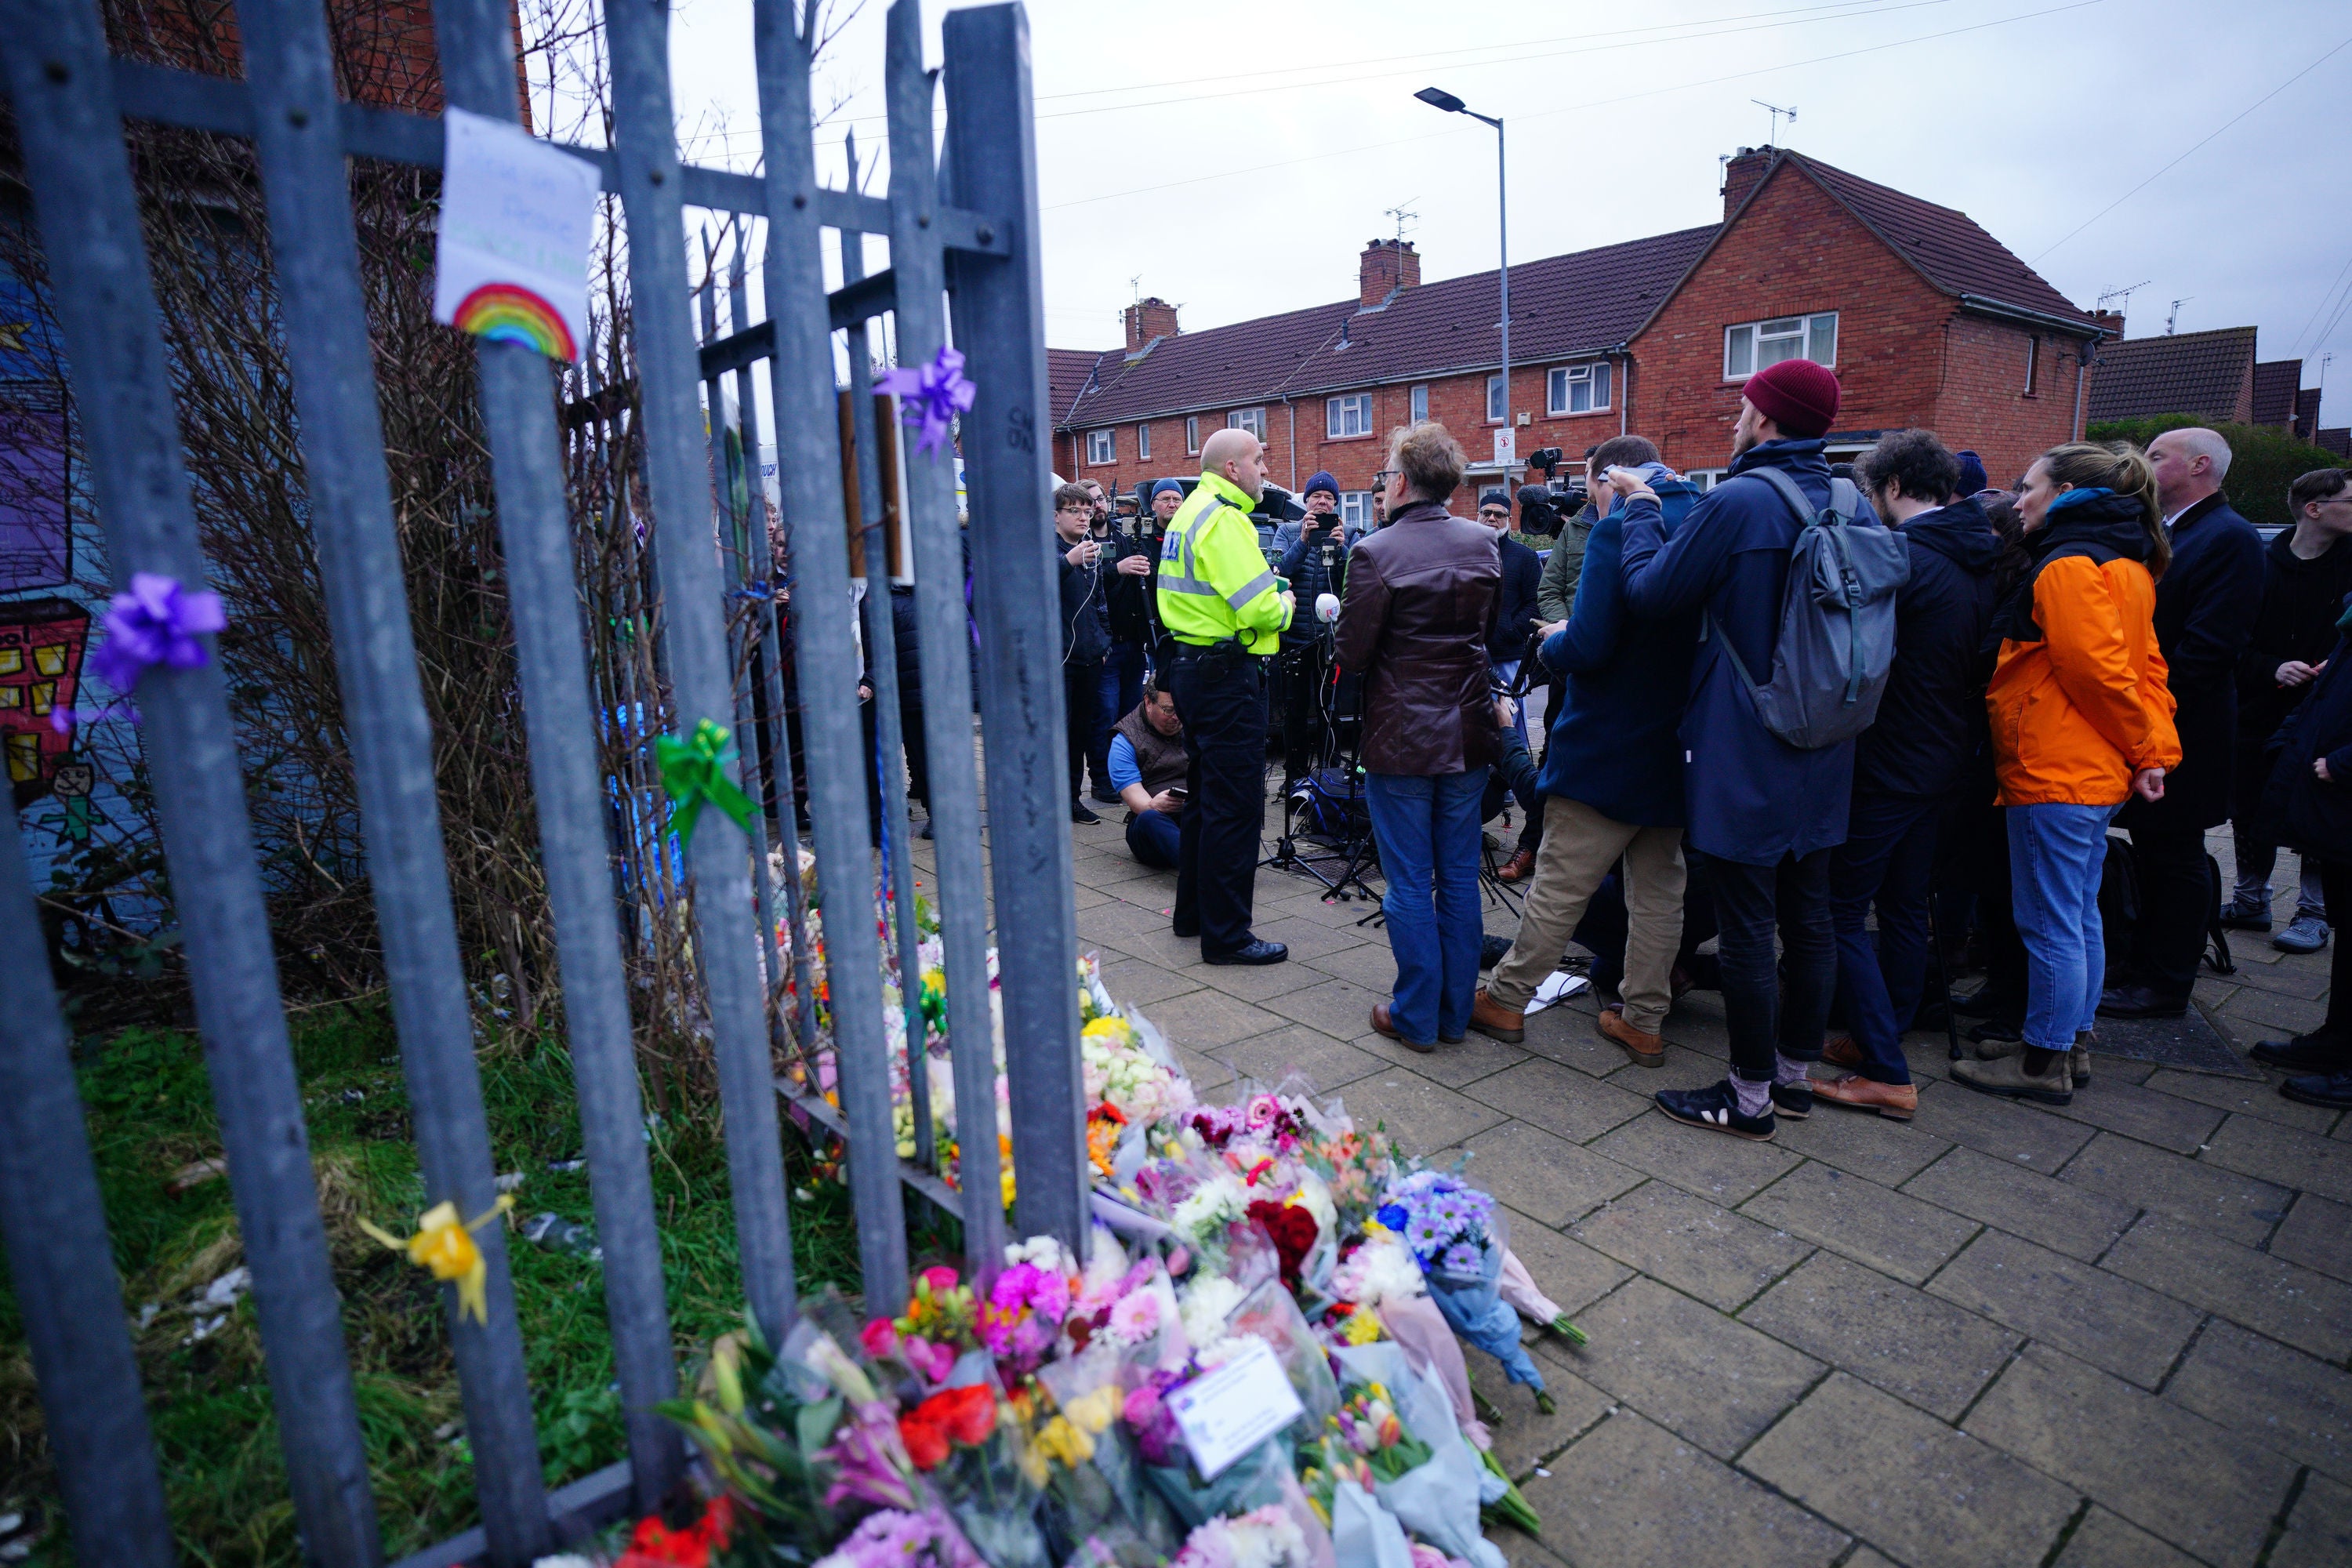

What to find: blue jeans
left=1828, top=790, right=1943, bottom=1086
left=2008, top=803, right=2118, bottom=1052
left=1126, top=808, right=1180, bottom=869
left=1090, top=641, right=1148, bottom=787
left=1366, top=769, right=1489, bottom=1044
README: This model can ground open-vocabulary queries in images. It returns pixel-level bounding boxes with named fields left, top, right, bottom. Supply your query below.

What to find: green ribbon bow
left=655, top=719, right=755, bottom=850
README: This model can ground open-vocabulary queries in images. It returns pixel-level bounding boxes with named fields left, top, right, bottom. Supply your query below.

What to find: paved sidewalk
left=1034, top=815, right=2352, bottom=1568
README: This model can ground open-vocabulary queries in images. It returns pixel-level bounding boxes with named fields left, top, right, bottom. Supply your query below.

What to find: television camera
left=1513, top=445, right=1589, bottom=538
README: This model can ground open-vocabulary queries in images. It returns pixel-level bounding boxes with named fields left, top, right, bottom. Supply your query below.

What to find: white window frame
left=1136, top=423, right=1151, bottom=460
left=1185, top=415, right=1200, bottom=454
left=2024, top=335, right=2041, bottom=397
left=1486, top=373, right=1505, bottom=423
left=1723, top=311, right=1838, bottom=380
left=1410, top=383, right=1429, bottom=423
left=1684, top=469, right=1724, bottom=492
left=1228, top=407, right=1265, bottom=438
left=1340, top=491, right=1375, bottom=530
left=1085, top=428, right=1116, bottom=466
left=1545, top=360, right=1613, bottom=416
left=1326, top=392, right=1374, bottom=439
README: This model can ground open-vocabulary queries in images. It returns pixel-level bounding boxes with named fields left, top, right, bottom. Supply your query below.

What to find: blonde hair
left=1386, top=421, right=1467, bottom=506
left=2036, top=440, right=2169, bottom=579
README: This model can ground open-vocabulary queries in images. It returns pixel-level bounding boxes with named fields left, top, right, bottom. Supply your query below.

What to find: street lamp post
left=1416, top=86, right=1508, bottom=452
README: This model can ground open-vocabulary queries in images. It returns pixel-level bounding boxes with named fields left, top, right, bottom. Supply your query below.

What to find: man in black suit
left=2103, top=427, right=2265, bottom=1018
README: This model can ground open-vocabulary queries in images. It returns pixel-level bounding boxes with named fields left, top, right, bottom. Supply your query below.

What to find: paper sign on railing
left=432, top=107, right=600, bottom=363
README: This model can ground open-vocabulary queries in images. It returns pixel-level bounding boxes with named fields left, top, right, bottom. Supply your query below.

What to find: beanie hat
left=1479, top=489, right=1511, bottom=510
left=1150, top=478, right=1184, bottom=499
left=1302, top=470, right=1340, bottom=501
left=1954, top=449, right=1988, bottom=496
left=1741, top=358, right=1841, bottom=439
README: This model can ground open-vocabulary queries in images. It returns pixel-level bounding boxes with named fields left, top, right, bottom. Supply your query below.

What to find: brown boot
left=1822, top=1034, right=1863, bottom=1071
left=1370, top=1004, right=1436, bottom=1054
left=1952, top=1047, right=2071, bottom=1105
left=1496, top=848, right=1537, bottom=884
left=2073, top=1031, right=2092, bottom=1086
left=1810, top=1073, right=1919, bottom=1120
left=1597, top=1004, right=1664, bottom=1069
left=1469, top=988, right=1525, bottom=1044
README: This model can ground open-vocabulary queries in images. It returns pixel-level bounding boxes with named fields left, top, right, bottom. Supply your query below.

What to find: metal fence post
left=750, top=0, right=909, bottom=1312
left=601, top=0, right=800, bottom=1340
left=883, top=0, right=1005, bottom=1269
left=0, top=790, right=176, bottom=1568
left=0, top=6, right=384, bottom=1560
left=940, top=1, right=1086, bottom=1253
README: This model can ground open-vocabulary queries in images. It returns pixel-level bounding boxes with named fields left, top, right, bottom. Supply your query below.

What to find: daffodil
left=357, top=1196, right=514, bottom=1323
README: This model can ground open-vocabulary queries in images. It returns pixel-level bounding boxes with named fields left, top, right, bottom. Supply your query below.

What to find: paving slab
left=1519, top=1411, right=1849, bottom=1568
left=1178, top=1048, right=1236, bottom=1096
left=1294, top=940, right=1402, bottom=992
left=2165, top=1318, right=2352, bottom=1483
left=1460, top=1119, right=1645, bottom=1229
left=2057, top=1128, right=2291, bottom=1247
left=1480, top=1358, right=1611, bottom=1480
left=1095, top=956, right=1202, bottom=1008
left=1739, top=1160, right=1983, bottom=1286
left=2202, top=1112, right=2352, bottom=1203
left=1572, top=1180, right=1815, bottom=1311
left=1741, top=1372, right=2076, bottom=1568
left=1499, top=1207, right=1636, bottom=1320
left=1927, top=1229, right=2198, bottom=1389
left=2048, top=1077, right=2227, bottom=1154
left=1341, top=1068, right=1508, bottom=1156
left=1350, top=1025, right=1530, bottom=1091
left=1210, top=1025, right=1385, bottom=1094
left=1741, top=1252, right=2019, bottom=1421
left=1130, top=986, right=1291, bottom=1054
left=1253, top=974, right=1394, bottom=1040
left=1906, top=1079, right=2096, bottom=1174
left=2270, top=1472, right=2352, bottom=1568
left=1515, top=1003, right=1649, bottom=1078
left=2102, top=1211, right=2352, bottom=1362
left=1900, top=1144, right=2140, bottom=1261
left=1564, top=1276, right=1824, bottom=1459
left=1587, top=1109, right=1801, bottom=1204
left=1771, top=1097, right=1954, bottom=1185
left=1962, top=1345, right=2298, bottom=1568
left=2143, top=1067, right=2342, bottom=1133
left=2215, top=984, right=2329, bottom=1036
left=2051, top=1506, right=2205, bottom=1568
left=2271, top=1192, right=2352, bottom=1283
left=1464, top=1056, right=1653, bottom=1145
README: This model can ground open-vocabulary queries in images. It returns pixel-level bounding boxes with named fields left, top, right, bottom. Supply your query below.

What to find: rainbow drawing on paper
left=452, top=282, right=576, bottom=361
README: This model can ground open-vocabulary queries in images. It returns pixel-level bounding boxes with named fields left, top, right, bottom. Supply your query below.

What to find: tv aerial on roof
left=1384, top=201, right=1418, bottom=243
left=1752, top=99, right=1796, bottom=145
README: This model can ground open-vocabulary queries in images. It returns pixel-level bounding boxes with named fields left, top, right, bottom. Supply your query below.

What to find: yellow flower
left=1016, top=1436, right=1052, bottom=1487
left=1342, top=1308, right=1384, bottom=1346
left=357, top=1196, right=514, bottom=1324
left=1036, top=1414, right=1095, bottom=1468
left=1063, top=1385, right=1120, bottom=1435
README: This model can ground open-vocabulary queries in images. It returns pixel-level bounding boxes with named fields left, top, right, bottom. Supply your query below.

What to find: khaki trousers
left=1488, top=795, right=1686, bottom=1033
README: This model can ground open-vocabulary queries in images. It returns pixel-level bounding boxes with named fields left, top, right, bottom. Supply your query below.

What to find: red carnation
left=1247, top=1200, right=1319, bottom=1289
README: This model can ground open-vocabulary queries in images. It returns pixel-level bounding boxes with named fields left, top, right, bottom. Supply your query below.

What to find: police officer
left=1156, top=427, right=1295, bottom=964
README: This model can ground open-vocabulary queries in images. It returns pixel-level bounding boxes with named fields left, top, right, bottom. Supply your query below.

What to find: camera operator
left=1056, top=483, right=1112, bottom=824
left=1273, top=473, right=1352, bottom=782
left=1156, top=428, right=1297, bottom=965
left=1479, top=488, right=1542, bottom=749
left=1336, top=420, right=1502, bottom=1051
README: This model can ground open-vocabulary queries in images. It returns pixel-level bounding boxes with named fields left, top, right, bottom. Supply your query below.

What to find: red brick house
left=1051, top=147, right=2104, bottom=515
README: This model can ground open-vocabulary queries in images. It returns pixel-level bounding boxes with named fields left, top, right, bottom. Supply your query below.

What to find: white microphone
left=1316, top=592, right=1341, bottom=624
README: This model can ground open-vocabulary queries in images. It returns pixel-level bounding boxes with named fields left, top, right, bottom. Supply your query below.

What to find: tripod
left=1265, top=616, right=1382, bottom=906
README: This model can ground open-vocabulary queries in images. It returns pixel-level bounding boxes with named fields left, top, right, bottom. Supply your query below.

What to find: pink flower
left=861, top=1319, right=900, bottom=1360
left=902, top=1334, right=955, bottom=1383
left=1123, top=1385, right=1162, bottom=1428
left=921, top=1265, right=960, bottom=1294
left=1167, top=1246, right=1192, bottom=1277
left=1107, top=1290, right=1160, bottom=1343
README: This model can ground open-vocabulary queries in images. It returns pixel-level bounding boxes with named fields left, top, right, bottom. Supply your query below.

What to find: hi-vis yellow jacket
left=1155, top=471, right=1293, bottom=652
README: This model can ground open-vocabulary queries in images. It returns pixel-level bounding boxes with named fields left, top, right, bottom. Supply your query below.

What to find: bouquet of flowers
left=811, top=1508, right=982, bottom=1568
left=1377, top=1174, right=1550, bottom=1410
left=1330, top=1343, right=1510, bottom=1568
left=1169, top=1504, right=1319, bottom=1568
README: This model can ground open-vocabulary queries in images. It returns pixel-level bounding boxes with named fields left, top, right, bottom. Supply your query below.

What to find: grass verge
left=0, top=999, right=864, bottom=1566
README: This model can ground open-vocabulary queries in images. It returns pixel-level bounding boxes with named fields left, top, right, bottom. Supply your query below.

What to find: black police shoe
left=1203, top=939, right=1287, bottom=967
left=2281, top=1070, right=2352, bottom=1109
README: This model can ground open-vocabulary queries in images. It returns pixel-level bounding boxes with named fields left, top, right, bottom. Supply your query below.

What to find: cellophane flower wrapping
left=1331, top=1343, right=1505, bottom=1568
left=1382, top=1177, right=1544, bottom=1393
left=1031, top=1344, right=1185, bottom=1566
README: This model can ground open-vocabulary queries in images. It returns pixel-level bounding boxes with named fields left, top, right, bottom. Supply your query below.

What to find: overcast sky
left=662, top=0, right=2352, bottom=430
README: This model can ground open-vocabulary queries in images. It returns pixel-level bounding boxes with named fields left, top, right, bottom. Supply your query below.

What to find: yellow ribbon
left=358, top=1196, right=514, bottom=1323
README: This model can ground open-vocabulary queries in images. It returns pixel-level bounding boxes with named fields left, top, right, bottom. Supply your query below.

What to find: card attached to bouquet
left=1168, top=1338, right=1305, bottom=1479
left=432, top=107, right=600, bottom=362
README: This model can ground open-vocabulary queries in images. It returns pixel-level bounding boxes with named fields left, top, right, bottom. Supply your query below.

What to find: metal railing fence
left=0, top=1, right=1080, bottom=1564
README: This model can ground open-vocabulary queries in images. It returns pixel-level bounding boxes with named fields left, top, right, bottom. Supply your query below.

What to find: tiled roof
left=2297, top=387, right=2323, bottom=441
left=1057, top=226, right=1715, bottom=432
left=1048, top=347, right=1108, bottom=427
left=1788, top=154, right=2092, bottom=325
left=2087, top=328, right=2259, bottom=424
left=2319, top=428, right=2350, bottom=458
left=2254, top=358, right=2304, bottom=426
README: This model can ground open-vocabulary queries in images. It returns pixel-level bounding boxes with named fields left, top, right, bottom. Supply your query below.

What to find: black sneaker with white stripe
left=1657, top=1080, right=1777, bottom=1141
left=1769, top=1080, right=1813, bottom=1119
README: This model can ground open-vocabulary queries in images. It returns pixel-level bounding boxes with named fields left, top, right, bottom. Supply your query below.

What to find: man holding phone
left=1108, top=675, right=1189, bottom=869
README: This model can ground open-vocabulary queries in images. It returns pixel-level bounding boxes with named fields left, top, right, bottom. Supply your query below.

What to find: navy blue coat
left=1487, top=534, right=1543, bottom=667
left=1620, top=439, right=1882, bottom=864
left=1854, top=496, right=2000, bottom=799
left=2267, top=625, right=2352, bottom=864
left=2121, top=492, right=2263, bottom=833
left=1535, top=481, right=1700, bottom=827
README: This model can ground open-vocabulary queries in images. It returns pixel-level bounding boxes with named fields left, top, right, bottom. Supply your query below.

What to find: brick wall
left=1932, top=317, right=2089, bottom=488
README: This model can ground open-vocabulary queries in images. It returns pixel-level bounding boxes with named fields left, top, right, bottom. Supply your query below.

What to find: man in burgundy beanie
left=1617, top=354, right=1891, bottom=1140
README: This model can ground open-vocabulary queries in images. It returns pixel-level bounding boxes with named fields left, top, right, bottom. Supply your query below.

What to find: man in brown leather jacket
left=1335, top=420, right=1502, bottom=1051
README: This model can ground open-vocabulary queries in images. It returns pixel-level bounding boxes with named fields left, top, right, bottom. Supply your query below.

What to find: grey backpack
left=1711, top=467, right=1909, bottom=750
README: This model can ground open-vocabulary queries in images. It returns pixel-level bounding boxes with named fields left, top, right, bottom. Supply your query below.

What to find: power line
left=2029, top=32, right=2352, bottom=263
left=2292, top=249, right=2352, bottom=359
left=1041, top=0, right=2100, bottom=215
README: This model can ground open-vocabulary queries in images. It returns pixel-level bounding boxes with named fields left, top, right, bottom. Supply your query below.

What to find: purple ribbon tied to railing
left=51, top=571, right=227, bottom=734
left=873, top=346, right=975, bottom=456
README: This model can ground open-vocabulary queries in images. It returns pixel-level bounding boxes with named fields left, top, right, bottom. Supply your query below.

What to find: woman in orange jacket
left=1958, top=442, right=2181, bottom=1105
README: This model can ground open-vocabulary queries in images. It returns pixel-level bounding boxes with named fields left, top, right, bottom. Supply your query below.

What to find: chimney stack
left=1359, top=238, right=1421, bottom=309
left=1721, top=146, right=1773, bottom=220
left=1123, top=296, right=1179, bottom=354
left=2091, top=309, right=2125, bottom=340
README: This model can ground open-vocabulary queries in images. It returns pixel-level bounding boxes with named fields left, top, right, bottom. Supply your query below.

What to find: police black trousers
left=1167, top=650, right=1268, bottom=955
